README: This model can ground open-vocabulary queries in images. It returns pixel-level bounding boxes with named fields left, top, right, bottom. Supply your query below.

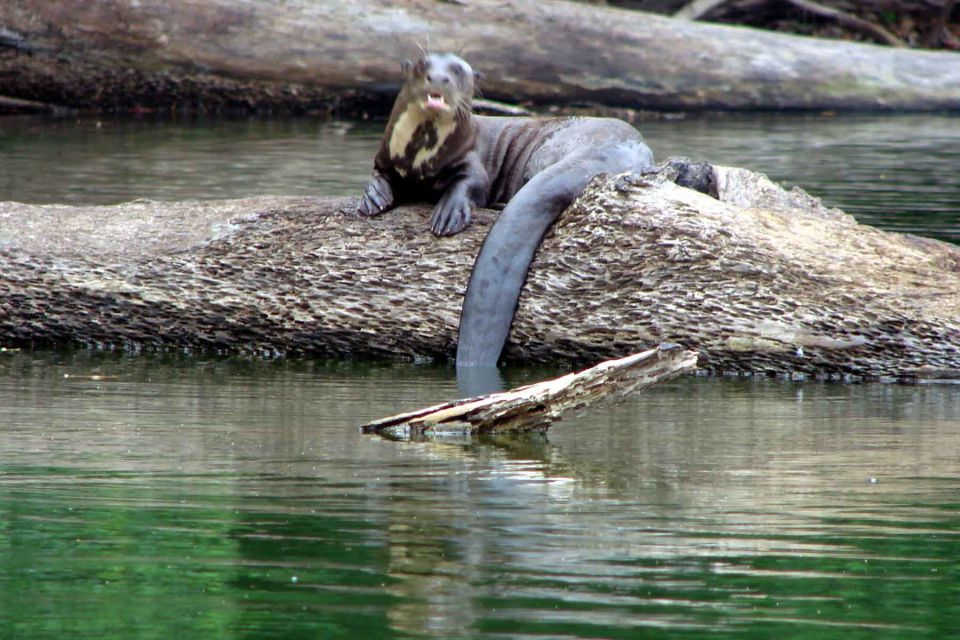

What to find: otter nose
left=426, top=73, right=450, bottom=85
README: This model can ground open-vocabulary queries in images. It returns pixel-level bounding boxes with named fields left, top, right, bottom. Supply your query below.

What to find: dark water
left=0, top=113, right=958, bottom=243
left=1, top=351, right=960, bottom=639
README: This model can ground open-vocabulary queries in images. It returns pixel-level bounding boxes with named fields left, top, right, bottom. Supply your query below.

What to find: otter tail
left=455, top=164, right=578, bottom=368
left=455, top=139, right=654, bottom=368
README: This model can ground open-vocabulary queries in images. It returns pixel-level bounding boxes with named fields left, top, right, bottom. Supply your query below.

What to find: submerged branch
left=360, top=345, right=699, bottom=438
left=0, top=94, right=75, bottom=115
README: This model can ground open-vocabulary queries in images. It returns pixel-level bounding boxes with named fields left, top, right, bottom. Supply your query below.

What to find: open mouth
left=424, top=92, right=448, bottom=112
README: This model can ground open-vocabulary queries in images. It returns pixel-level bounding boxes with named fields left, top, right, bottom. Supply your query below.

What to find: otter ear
left=473, top=69, right=485, bottom=82
left=401, top=59, right=413, bottom=75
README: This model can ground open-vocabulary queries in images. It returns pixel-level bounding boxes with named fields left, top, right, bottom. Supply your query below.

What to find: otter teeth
left=425, top=93, right=447, bottom=111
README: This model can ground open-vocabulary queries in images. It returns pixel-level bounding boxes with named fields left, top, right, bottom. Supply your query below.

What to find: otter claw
left=357, top=194, right=383, bottom=216
left=358, top=173, right=394, bottom=217
left=430, top=197, right=473, bottom=236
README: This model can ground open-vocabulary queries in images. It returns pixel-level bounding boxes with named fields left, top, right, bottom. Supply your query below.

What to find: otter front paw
left=357, top=172, right=394, bottom=217
left=430, top=191, right=473, bottom=236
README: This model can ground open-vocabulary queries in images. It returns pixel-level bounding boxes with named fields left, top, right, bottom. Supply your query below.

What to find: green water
left=2, top=113, right=959, bottom=637
left=1, top=351, right=959, bottom=639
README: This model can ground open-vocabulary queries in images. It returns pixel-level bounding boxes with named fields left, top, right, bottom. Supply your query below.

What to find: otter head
left=400, top=52, right=475, bottom=121
left=386, top=53, right=478, bottom=178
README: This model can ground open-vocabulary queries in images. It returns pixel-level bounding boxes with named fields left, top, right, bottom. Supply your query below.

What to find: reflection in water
left=0, top=113, right=958, bottom=244
left=1, top=351, right=959, bottom=638
left=2, top=112, right=957, bottom=638
left=456, top=366, right=507, bottom=398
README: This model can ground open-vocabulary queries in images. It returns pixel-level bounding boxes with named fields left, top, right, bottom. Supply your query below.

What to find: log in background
left=1, top=0, right=960, bottom=112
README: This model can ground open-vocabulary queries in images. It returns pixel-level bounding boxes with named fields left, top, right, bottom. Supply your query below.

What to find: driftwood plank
left=360, top=345, right=699, bottom=438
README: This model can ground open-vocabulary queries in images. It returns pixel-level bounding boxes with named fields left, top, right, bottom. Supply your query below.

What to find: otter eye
left=414, top=58, right=428, bottom=76
left=451, top=64, right=464, bottom=77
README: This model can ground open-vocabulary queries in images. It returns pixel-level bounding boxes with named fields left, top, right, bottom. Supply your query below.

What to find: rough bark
left=361, top=345, right=699, bottom=438
left=2, top=163, right=959, bottom=381
left=1, top=0, right=960, bottom=114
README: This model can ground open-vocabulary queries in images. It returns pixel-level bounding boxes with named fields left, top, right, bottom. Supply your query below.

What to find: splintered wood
left=360, top=344, right=699, bottom=439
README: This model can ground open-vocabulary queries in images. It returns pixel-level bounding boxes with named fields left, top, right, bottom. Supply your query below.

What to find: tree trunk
left=2, top=164, right=958, bottom=381
left=2, top=0, right=959, bottom=113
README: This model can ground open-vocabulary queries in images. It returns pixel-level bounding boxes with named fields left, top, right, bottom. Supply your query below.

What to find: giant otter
left=358, top=53, right=654, bottom=367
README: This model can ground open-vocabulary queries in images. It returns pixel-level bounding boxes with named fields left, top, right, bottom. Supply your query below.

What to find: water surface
left=1, top=351, right=959, bottom=639
left=1, top=113, right=957, bottom=243
left=2, top=113, right=959, bottom=638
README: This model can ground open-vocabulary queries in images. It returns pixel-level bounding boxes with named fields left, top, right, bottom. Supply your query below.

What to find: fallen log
left=677, top=0, right=907, bottom=47
left=1, top=162, right=959, bottom=380
left=1, top=0, right=959, bottom=113
left=360, top=345, right=699, bottom=438
left=674, top=0, right=959, bottom=50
